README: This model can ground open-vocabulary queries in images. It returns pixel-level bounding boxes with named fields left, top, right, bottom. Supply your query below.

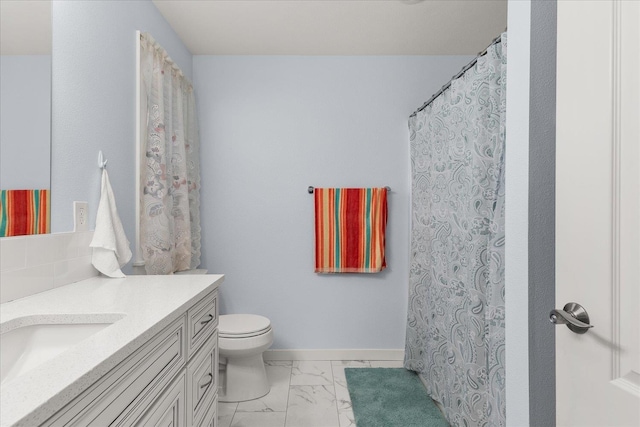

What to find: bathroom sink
left=1, top=321, right=117, bottom=385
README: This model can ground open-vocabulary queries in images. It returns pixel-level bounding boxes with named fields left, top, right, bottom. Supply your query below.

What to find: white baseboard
left=263, top=349, right=404, bottom=361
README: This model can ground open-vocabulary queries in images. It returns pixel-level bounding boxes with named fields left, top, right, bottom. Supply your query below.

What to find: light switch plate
left=74, top=201, right=88, bottom=231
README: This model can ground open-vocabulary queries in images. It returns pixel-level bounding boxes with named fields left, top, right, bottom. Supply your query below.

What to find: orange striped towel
left=0, top=190, right=50, bottom=237
left=314, top=188, right=387, bottom=273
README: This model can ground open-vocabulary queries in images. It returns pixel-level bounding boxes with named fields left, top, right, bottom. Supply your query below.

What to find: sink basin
left=1, top=321, right=116, bottom=385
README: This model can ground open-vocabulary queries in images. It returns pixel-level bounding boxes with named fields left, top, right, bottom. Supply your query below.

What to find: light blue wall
left=505, top=0, right=532, bottom=424
left=0, top=55, right=51, bottom=190
left=51, top=0, right=192, bottom=249
left=193, top=55, right=472, bottom=349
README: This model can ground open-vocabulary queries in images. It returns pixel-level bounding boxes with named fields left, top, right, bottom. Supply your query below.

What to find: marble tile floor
left=218, top=359, right=405, bottom=427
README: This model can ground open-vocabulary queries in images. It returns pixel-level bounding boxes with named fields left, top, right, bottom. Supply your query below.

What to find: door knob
left=550, top=302, right=594, bottom=334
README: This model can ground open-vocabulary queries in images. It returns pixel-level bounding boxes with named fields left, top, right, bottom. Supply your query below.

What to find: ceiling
left=153, top=0, right=508, bottom=55
left=0, top=0, right=507, bottom=56
left=0, top=0, right=51, bottom=55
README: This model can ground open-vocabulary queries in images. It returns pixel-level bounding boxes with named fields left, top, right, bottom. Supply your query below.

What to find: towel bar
left=307, top=186, right=391, bottom=194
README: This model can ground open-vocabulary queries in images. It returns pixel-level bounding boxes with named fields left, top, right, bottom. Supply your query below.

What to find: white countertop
left=0, top=274, right=224, bottom=427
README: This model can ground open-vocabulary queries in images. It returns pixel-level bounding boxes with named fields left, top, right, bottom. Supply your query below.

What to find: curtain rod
left=409, top=33, right=504, bottom=118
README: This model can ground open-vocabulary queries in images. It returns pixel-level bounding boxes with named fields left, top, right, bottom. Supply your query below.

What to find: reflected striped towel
left=0, top=189, right=50, bottom=237
left=314, top=188, right=387, bottom=273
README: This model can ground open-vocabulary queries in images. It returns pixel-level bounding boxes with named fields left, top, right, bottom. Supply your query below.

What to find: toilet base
left=218, top=353, right=270, bottom=402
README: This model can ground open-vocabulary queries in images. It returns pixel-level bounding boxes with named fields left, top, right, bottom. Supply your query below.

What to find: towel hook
left=98, top=151, right=108, bottom=169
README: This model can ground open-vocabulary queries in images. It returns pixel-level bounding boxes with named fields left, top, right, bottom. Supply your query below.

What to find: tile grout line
left=283, top=360, right=293, bottom=427
left=331, top=361, right=341, bottom=427
left=228, top=404, right=237, bottom=427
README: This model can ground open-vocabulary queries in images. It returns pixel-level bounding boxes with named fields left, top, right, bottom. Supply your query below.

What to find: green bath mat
left=345, top=368, right=449, bottom=427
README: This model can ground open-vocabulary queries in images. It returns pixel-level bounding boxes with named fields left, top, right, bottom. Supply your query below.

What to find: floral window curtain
left=404, top=33, right=507, bottom=427
left=139, top=33, right=201, bottom=274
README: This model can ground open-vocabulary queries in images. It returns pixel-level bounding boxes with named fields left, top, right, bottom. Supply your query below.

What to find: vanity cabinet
left=42, top=290, right=218, bottom=427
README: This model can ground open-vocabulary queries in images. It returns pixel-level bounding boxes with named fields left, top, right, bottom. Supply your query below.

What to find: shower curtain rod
left=409, top=33, right=504, bottom=118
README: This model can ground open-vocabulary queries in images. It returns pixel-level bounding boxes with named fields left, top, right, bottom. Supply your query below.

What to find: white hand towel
left=90, top=169, right=132, bottom=277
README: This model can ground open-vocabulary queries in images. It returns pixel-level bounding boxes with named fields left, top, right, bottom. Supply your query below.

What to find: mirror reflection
left=0, top=0, right=52, bottom=236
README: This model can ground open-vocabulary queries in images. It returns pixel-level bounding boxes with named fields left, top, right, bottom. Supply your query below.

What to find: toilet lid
left=219, top=314, right=271, bottom=338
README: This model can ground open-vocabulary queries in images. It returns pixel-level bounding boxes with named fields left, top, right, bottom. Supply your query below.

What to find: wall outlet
left=74, top=201, right=88, bottom=232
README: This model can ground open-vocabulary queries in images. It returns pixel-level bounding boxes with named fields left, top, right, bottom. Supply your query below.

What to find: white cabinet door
left=556, top=0, right=639, bottom=426
left=132, top=372, right=187, bottom=427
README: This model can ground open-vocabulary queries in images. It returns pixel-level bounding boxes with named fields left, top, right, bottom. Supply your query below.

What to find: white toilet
left=218, top=314, right=273, bottom=402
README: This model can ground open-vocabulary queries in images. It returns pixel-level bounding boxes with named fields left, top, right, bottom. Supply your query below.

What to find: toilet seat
left=219, top=314, right=271, bottom=339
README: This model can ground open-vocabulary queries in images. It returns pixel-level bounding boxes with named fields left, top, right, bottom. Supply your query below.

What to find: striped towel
left=0, top=190, right=50, bottom=237
left=314, top=188, right=387, bottom=273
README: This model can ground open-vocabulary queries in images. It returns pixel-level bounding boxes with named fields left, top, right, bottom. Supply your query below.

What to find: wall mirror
left=0, top=1, right=52, bottom=235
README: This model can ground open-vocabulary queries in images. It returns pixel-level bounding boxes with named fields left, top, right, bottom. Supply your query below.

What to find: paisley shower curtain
left=404, top=33, right=506, bottom=427
left=139, top=33, right=201, bottom=274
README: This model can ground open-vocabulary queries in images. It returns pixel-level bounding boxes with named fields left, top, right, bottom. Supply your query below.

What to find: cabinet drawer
left=187, top=290, right=218, bottom=357
left=188, top=330, right=218, bottom=426
left=199, top=393, right=218, bottom=427
left=44, top=316, right=186, bottom=427
left=132, top=370, right=187, bottom=427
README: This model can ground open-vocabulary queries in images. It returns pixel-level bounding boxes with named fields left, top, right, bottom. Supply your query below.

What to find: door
left=556, top=0, right=639, bottom=426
